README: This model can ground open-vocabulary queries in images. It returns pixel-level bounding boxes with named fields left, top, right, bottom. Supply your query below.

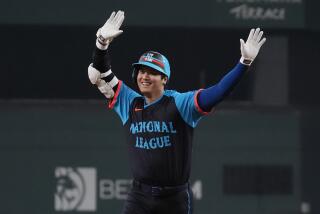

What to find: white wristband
left=96, top=39, right=109, bottom=50
left=240, top=56, right=252, bottom=66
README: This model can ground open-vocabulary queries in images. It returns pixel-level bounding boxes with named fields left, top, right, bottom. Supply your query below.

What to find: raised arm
left=88, top=10, right=125, bottom=98
left=198, top=28, right=266, bottom=112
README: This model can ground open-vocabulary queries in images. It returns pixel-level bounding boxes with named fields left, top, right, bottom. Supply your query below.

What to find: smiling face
left=137, top=66, right=168, bottom=102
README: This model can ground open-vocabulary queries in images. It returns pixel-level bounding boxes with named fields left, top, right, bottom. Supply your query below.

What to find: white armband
left=100, top=69, right=119, bottom=88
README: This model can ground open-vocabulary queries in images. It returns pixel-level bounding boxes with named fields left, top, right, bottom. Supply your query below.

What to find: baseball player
left=88, top=10, right=266, bottom=214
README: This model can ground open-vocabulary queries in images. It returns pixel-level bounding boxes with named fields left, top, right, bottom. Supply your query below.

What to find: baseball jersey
left=109, top=81, right=209, bottom=186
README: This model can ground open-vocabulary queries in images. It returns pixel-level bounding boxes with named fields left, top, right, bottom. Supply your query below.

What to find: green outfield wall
left=0, top=100, right=302, bottom=214
left=0, top=0, right=309, bottom=29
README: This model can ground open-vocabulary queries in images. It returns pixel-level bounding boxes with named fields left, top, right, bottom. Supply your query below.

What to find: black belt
left=132, top=180, right=189, bottom=197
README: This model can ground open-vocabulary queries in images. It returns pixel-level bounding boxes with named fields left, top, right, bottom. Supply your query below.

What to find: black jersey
left=109, top=81, right=208, bottom=186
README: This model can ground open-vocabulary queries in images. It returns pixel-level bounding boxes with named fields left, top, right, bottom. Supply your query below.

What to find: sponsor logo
left=134, top=107, right=143, bottom=112
left=54, top=167, right=96, bottom=212
left=54, top=167, right=203, bottom=212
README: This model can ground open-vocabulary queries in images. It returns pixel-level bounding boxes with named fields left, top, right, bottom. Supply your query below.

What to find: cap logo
left=140, top=53, right=165, bottom=69
left=141, top=53, right=153, bottom=63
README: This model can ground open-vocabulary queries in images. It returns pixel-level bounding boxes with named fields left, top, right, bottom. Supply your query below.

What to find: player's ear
left=162, top=76, right=168, bottom=85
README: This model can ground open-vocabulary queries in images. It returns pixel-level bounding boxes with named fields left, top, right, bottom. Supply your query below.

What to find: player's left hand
left=240, top=28, right=266, bottom=65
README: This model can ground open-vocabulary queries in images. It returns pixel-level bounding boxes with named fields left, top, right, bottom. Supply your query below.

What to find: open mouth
left=141, top=82, right=151, bottom=86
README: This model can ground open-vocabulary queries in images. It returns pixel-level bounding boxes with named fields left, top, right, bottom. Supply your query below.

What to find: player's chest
left=129, top=97, right=179, bottom=122
left=126, top=104, right=181, bottom=150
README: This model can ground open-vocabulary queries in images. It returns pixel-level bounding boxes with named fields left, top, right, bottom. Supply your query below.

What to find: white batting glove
left=240, top=28, right=266, bottom=65
left=96, top=10, right=125, bottom=50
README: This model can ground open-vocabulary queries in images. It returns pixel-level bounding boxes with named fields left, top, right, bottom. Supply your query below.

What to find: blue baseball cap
left=132, top=51, right=171, bottom=80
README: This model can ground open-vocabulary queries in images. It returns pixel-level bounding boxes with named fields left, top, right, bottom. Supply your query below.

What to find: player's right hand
left=96, top=10, right=125, bottom=48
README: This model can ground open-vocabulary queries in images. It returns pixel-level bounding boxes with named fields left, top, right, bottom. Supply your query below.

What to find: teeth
left=141, top=82, right=151, bottom=86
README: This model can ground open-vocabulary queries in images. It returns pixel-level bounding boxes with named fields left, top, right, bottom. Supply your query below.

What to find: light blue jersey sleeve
left=108, top=81, right=141, bottom=125
left=165, top=90, right=210, bottom=128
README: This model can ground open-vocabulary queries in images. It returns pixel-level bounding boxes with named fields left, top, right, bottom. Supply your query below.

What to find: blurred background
left=0, top=0, right=319, bottom=213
